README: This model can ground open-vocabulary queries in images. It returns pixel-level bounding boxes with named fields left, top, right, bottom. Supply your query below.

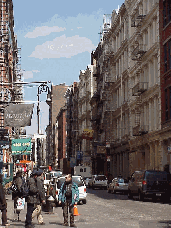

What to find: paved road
left=3, top=189, right=171, bottom=228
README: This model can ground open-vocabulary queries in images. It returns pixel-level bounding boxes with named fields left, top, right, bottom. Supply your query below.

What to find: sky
left=12, top=0, right=124, bottom=136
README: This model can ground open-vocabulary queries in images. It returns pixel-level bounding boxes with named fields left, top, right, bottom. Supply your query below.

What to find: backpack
left=65, top=183, right=72, bottom=198
left=11, top=182, right=19, bottom=194
left=21, top=179, right=29, bottom=198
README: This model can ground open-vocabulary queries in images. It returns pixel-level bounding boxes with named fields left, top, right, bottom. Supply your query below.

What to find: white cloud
left=24, top=26, right=66, bottom=38
left=29, top=35, right=96, bottom=59
left=77, top=27, right=82, bottom=29
left=32, top=70, right=40, bottom=73
left=23, top=70, right=40, bottom=79
left=23, top=71, right=33, bottom=79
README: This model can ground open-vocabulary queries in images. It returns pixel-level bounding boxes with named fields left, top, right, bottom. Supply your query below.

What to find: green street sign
left=11, top=138, right=31, bottom=155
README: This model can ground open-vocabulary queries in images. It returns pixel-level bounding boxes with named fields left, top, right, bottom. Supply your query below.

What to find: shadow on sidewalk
left=49, top=221, right=64, bottom=226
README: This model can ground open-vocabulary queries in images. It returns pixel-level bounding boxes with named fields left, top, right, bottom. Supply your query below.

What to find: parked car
left=43, top=172, right=51, bottom=192
left=89, top=175, right=108, bottom=189
left=88, top=175, right=97, bottom=188
left=128, top=170, right=171, bottom=202
left=56, top=175, right=87, bottom=205
left=107, top=178, right=128, bottom=194
left=83, top=177, right=91, bottom=187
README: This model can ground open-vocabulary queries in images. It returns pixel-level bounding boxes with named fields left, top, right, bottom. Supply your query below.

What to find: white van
left=74, top=166, right=91, bottom=178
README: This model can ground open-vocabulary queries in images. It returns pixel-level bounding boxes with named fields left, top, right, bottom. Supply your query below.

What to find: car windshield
left=95, top=176, right=106, bottom=181
left=118, top=178, right=124, bottom=183
left=72, top=176, right=84, bottom=187
left=145, top=171, right=168, bottom=181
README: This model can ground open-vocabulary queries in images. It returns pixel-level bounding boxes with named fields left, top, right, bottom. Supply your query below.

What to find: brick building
left=46, top=83, right=68, bottom=167
left=159, top=0, right=171, bottom=173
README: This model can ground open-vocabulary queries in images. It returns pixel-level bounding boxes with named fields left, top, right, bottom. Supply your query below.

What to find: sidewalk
left=4, top=195, right=68, bottom=228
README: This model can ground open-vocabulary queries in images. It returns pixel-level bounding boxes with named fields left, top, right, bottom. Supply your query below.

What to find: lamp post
left=37, top=83, right=51, bottom=167
left=37, top=83, right=51, bottom=134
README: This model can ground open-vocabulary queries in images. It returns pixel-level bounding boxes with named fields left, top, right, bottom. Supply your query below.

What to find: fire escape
left=0, top=1, right=23, bottom=139
left=131, top=13, right=148, bottom=136
left=0, top=0, right=10, bottom=138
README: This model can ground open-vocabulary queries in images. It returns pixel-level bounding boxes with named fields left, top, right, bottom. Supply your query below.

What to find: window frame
left=164, top=43, right=168, bottom=73
left=163, top=0, right=167, bottom=27
left=165, top=88, right=169, bottom=121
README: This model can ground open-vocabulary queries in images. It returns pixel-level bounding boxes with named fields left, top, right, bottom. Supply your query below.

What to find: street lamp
left=37, top=83, right=51, bottom=134
left=37, top=83, right=51, bottom=168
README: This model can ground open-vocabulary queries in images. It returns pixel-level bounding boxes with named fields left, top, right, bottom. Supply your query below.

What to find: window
left=169, top=87, right=171, bottom=120
left=165, top=88, right=168, bottom=121
left=168, top=1, right=171, bottom=22
left=164, top=0, right=167, bottom=27
left=163, top=0, right=171, bottom=27
left=164, top=43, right=168, bottom=72
left=169, top=40, right=171, bottom=69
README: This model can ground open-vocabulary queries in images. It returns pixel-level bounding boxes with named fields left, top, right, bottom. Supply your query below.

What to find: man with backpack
left=25, top=169, right=39, bottom=228
left=32, top=169, right=46, bottom=225
left=58, top=174, right=79, bottom=227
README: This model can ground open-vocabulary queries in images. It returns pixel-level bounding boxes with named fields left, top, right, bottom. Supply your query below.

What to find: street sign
left=77, top=151, right=83, bottom=160
left=11, top=138, right=31, bottom=155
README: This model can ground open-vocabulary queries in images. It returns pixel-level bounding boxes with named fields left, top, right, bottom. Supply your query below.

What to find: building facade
left=46, top=83, right=68, bottom=167
left=90, top=0, right=161, bottom=178
left=0, top=0, right=23, bottom=178
left=159, top=0, right=171, bottom=173
left=77, top=68, right=93, bottom=169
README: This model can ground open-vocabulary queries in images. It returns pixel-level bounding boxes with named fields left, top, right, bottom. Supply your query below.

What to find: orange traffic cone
left=73, top=204, right=80, bottom=216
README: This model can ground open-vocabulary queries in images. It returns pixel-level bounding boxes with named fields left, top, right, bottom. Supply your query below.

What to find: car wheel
left=128, top=190, right=133, bottom=199
left=82, top=199, right=87, bottom=204
left=138, top=191, right=144, bottom=201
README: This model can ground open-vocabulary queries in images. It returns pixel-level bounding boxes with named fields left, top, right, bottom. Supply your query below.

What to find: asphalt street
left=2, top=189, right=171, bottom=228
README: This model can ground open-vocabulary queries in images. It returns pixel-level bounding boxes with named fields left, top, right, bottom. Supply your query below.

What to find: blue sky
left=12, top=0, right=124, bottom=135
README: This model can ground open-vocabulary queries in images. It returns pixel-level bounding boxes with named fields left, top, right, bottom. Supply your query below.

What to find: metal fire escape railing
left=0, top=0, right=9, bottom=129
left=131, top=13, right=149, bottom=136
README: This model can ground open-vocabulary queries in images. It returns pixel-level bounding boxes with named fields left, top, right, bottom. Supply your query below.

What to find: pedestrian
left=0, top=174, right=10, bottom=226
left=25, top=169, right=39, bottom=228
left=12, top=170, right=23, bottom=221
left=32, top=169, right=46, bottom=225
left=58, top=174, right=79, bottom=227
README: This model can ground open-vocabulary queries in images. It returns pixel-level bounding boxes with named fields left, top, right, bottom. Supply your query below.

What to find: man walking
left=32, top=169, right=46, bottom=225
left=58, top=174, right=79, bottom=227
left=0, top=174, right=10, bottom=226
left=12, top=170, right=23, bottom=221
left=25, top=169, right=39, bottom=228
